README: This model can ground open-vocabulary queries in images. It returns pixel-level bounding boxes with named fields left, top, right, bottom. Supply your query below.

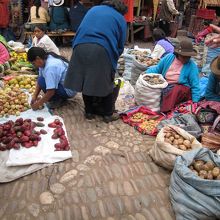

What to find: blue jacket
left=205, top=73, right=220, bottom=102
left=72, top=5, right=127, bottom=70
left=146, top=53, right=200, bottom=102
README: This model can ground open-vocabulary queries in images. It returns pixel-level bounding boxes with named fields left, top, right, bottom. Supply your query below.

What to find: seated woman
left=146, top=38, right=200, bottom=112
left=27, top=47, right=77, bottom=110
left=49, top=0, right=70, bottom=31
left=32, top=24, right=60, bottom=55
left=151, top=28, right=174, bottom=59
left=0, top=39, right=10, bottom=76
left=30, top=0, right=50, bottom=31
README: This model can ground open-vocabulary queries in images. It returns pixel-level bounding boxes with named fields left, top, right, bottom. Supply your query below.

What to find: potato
left=207, top=171, right=213, bottom=180
left=189, top=165, right=194, bottom=170
left=179, top=145, right=187, bottom=151
left=183, top=140, right=191, bottom=148
left=165, top=132, right=171, bottom=138
left=199, top=170, right=207, bottom=179
left=212, top=167, right=220, bottom=178
left=194, top=160, right=205, bottom=172
left=192, top=170, right=199, bottom=176
left=199, top=175, right=205, bottom=179
left=178, top=138, right=184, bottom=145
left=173, top=139, right=179, bottom=146
left=202, top=164, right=210, bottom=172
left=216, top=175, right=220, bottom=180
left=206, top=161, right=215, bottom=171
left=169, top=136, right=175, bottom=142
left=174, top=134, right=180, bottom=139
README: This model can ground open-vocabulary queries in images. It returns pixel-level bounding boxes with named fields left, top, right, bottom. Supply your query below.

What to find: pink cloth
left=165, top=58, right=183, bottom=84
left=0, top=43, right=9, bottom=64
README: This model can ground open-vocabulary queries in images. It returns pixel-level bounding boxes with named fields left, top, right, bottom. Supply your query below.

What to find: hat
left=174, top=39, right=197, bottom=57
left=53, top=0, right=64, bottom=6
left=210, top=56, right=220, bottom=75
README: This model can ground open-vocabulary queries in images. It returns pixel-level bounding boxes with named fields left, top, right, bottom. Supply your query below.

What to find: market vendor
left=205, top=56, right=220, bottom=102
left=146, top=38, right=200, bottom=112
left=32, top=24, right=60, bottom=55
left=0, top=37, right=10, bottom=75
left=27, top=47, right=77, bottom=110
left=151, top=28, right=174, bottom=59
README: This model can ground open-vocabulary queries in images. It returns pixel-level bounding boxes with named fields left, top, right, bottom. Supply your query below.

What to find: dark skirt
left=64, top=43, right=114, bottom=97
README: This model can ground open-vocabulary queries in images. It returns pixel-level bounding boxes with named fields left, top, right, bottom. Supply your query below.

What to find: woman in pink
left=0, top=42, right=10, bottom=75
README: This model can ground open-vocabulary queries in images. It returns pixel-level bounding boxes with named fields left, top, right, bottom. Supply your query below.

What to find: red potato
left=37, top=117, right=44, bottom=122
left=40, top=129, right=47, bottom=135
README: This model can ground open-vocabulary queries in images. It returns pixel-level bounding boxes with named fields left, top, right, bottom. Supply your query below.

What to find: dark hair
left=101, top=0, right=128, bottom=15
left=153, top=28, right=166, bottom=41
left=33, top=0, right=41, bottom=18
left=34, top=24, right=47, bottom=32
left=27, top=47, right=69, bottom=64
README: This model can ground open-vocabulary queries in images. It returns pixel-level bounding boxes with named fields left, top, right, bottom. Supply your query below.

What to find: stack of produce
left=0, top=87, right=30, bottom=117
left=0, top=117, right=45, bottom=150
left=164, top=130, right=193, bottom=151
left=143, top=75, right=164, bottom=85
left=4, top=75, right=37, bottom=94
left=117, top=56, right=125, bottom=76
left=189, top=160, right=220, bottom=180
left=136, top=55, right=158, bottom=67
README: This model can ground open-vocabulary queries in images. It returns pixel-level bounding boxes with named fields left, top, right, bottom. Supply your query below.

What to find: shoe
left=103, top=113, right=120, bottom=123
left=47, top=99, right=66, bottom=109
left=85, top=113, right=95, bottom=120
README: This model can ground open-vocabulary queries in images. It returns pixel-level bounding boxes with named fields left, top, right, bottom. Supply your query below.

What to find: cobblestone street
left=0, top=95, right=174, bottom=220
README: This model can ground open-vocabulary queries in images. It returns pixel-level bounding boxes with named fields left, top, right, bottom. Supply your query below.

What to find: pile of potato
left=128, top=50, right=149, bottom=56
left=189, top=160, right=220, bottom=180
left=164, top=130, right=192, bottom=151
left=144, top=75, right=164, bottom=85
left=131, top=112, right=148, bottom=123
left=136, top=56, right=158, bottom=67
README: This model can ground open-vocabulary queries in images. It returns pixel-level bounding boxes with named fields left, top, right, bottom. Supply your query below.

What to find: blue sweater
left=205, top=73, right=220, bottom=102
left=72, top=5, right=127, bottom=70
left=146, top=54, right=200, bottom=102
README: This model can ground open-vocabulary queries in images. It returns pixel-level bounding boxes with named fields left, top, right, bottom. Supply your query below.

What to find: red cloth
left=198, top=100, right=220, bottom=115
left=160, top=84, right=192, bottom=113
left=0, top=0, right=9, bottom=28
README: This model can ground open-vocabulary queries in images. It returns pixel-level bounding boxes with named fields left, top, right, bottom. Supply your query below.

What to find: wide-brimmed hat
left=174, top=39, right=197, bottom=57
left=210, top=56, right=220, bottom=75
left=53, top=0, right=64, bottom=6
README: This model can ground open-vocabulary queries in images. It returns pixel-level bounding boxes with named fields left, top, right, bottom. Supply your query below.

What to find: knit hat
left=174, top=39, right=197, bottom=57
left=210, top=56, right=220, bottom=75
left=53, top=0, right=64, bottom=6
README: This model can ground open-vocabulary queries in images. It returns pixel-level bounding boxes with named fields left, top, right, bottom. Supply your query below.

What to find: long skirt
left=64, top=43, right=114, bottom=97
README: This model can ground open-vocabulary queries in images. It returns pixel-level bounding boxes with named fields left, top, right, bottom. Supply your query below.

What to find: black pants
left=158, top=20, right=171, bottom=37
left=82, top=93, right=114, bottom=116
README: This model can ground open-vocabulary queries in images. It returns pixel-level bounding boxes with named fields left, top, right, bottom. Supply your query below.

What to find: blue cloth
left=72, top=5, right=127, bottom=70
left=200, top=76, right=209, bottom=97
left=49, top=6, right=70, bottom=31
left=39, top=55, right=76, bottom=97
left=38, top=76, right=70, bottom=100
left=205, top=73, right=220, bottom=102
left=146, top=53, right=200, bottom=102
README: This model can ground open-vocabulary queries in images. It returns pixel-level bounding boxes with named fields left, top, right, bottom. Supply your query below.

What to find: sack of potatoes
left=170, top=148, right=220, bottom=219
left=149, top=125, right=202, bottom=170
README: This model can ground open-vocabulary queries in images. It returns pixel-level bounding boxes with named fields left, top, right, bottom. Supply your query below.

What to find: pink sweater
left=0, top=42, right=9, bottom=64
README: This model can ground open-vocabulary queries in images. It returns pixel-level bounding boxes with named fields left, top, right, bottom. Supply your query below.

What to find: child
left=32, top=24, right=60, bottom=55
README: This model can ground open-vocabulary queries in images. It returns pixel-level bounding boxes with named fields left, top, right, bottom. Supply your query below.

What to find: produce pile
left=127, top=50, right=150, bottom=56
left=0, top=117, right=44, bottom=150
left=0, top=87, right=30, bottom=117
left=49, top=119, right=70, bottom=151
left=130, top=112, right=148, bottom=123
left=117, top=56, right=125, bottom=76
left=143, top=75, right=164, bottom=85
left=164, top=130, right=193, bottom=151
left=4, top=75, right=37, bottom=94
left=136, top=56, right=158, bottom=66
left=189, top=160, right=220, bottom=180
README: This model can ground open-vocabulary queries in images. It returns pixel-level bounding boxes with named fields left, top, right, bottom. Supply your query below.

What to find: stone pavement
left=0, top=95, right=174, bottom=220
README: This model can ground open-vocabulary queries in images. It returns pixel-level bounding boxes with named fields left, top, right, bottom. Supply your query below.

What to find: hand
left=205, top=24, right=220, bottom=48
left=31, top=101, right=41, bottom=111
left=31, top=96, right=37, bottom=105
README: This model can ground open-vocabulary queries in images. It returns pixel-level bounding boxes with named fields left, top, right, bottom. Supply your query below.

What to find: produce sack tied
left=134, top=73, right=168, bottom=112
left=170, top=148, right=220, bottom=220
left=150, top=125, right=202, bottom=170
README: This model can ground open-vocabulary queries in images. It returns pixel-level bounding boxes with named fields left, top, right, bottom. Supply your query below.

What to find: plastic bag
left=170, top=148, right=220, bottom=220
left=150, top=125, right=202, bottom=170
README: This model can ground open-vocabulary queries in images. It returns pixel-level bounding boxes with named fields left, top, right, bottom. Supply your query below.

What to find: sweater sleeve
left=205, top=74, right=220, bottom=102
left=188, top=62, right=200, bottom=102
left=167, top=0, right=179, bottom=15
left=151, top=44, right=166, bottom=59
left=118, top=21, right=127, bottom=56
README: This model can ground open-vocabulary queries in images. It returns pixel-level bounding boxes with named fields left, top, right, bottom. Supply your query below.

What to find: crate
left=196, top=9, right=216, bottom=20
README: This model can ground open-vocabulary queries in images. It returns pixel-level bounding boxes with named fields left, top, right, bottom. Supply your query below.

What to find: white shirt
left=32, top=34, right=60, bottom=55
left=151, top=44, right=166, bottom=59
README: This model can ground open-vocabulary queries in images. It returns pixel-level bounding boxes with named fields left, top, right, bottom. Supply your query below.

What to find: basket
left=196, top=9, right=216, bottom=20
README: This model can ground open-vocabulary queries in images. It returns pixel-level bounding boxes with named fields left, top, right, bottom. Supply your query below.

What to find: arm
left=167, top=0, right=179, bottom=15
left=205, top=74, right=220, bottom=102
left=205, top=24, right=220, bottom=48
left=188, top=62, right=200, bottom=102
left=151, top=44, right=166, bottom=59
